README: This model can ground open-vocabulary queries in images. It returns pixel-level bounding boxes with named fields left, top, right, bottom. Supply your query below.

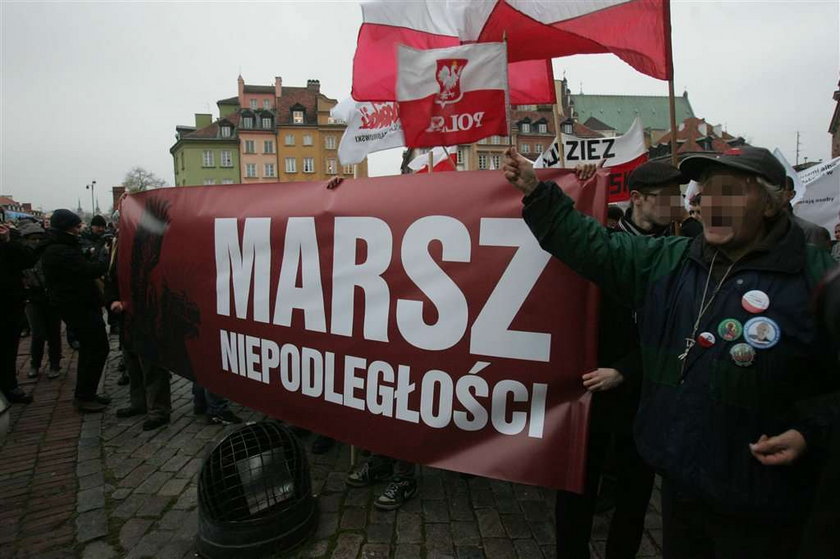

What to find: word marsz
left=220, top=332, right=548, bottom=438
left=214, top=216, right=552, bottom=362
left=426, top=112, right=486, bottom=134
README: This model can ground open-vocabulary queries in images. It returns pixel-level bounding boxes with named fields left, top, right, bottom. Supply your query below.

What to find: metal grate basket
left=196, top=420, right=318, bottom=558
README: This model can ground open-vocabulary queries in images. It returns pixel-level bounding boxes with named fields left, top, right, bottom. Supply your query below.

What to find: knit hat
left=90, top=215, right=107, bottom=227
left=50, top=209, right=82, bottom=231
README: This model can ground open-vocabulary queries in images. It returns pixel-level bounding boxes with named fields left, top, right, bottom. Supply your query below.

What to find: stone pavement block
left=136, top=495, right=172, bottom=518
left=323, top=471, right=346, bottom=493
left=315, top=512, right=338, bottom=539
left=425, top=523, right=453, bottom=555
left=541, top=544, right=557, bottom=558
left=109, top=487, right=132, bottom=500
left=448, top=495, right=474, bottom=521
left=78, top=471, right=105, bottom=491
left=501, top=514, right=531, bottom=539
left=344, top=486, right=369, bottom=507
left=125, top=530, right=174, bottom=559
left=318, top=493, right=341, bottom=513
left=530, top=522, right=556, bottom=545
left=173, top=458, right=203, bottom=479
left=423, top=499, right=449, bottom=522
left=365, top=521, right=394, bottom=543
left=108, top=456, right=142, bottom=479
left=451, top=521, right=480, bottom=546
left=156, top=537, right=194, bottom=559
left=420, top=475, right=444, bottom=500
left=171, top=485, right=197, bottom=510
left=82, top=539, right=117, bottom=559
left=76, top=459, right=102, bottom=478
left=330, top=533, right=364, bottom=559
left=395, top=511, right=422, bottom=544
left=339, top=507, right=367, bottom=530
left=475, top=508, right=506, bottom=538
left=642, top=531, right=663, bottom=556
left=158, top=477, right=190, bottom=497
left=298, top=539, right=330, bottom=557
left=77, top=486, right=105, bottom=513
left=513, top=538, right=544, bottom=559
left=118, top=463, right=156, bottom=487
left=134, top=471, right=172, bottom=494
left=360, top=543, right=391, bottom=558
left=394, top=543, right=421, bottom=559
left=520, top=499, right=550, bottom=522
left=484, top=538, right=516, bottom=559
left=76, top=509, right=108, bottom=543
left=493, top=494, right=520, bottom=514
left=119, top=518, right=153, bottom=550
left=158, top=509, right=188, bottom=531
left=160, top=452, right=191, bottom=473
left=112, top=494, right=146, bottom=519
left=454, top=546, right=484, bottom=559
left=369, top=508, right=396, bottom=524
left=514, top=484, right=544, bottom=502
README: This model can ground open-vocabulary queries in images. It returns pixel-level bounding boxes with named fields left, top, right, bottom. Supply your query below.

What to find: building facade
left=171, top=76, right=365, bottom=187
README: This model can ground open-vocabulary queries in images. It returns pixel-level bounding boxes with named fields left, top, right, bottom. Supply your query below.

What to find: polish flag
left=352, top=0, right=671, bottom=103
left=397, top=43, right=508, bottom=148
left=331, top=98, right=405, bottom=165
left=408, top=147, right=458, bottom=173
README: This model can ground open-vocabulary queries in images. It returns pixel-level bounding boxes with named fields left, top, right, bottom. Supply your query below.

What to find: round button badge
left=697, top=332, right=716, bottom=348
left=744, top=317, right=781, bottom=349
left=717, top=318, right=743, bottom=342
left=741, top=290, right=770, bottom=314
left=730, top=343, right=756, bottom=367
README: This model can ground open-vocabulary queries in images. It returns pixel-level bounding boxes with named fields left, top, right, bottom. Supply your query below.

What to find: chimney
left=307, top=79, right=320, bottom=93
left=237, top=74, right=245, bottom=106
left=195, top=114, right=213, bottom=128
left=275, top=76, right=283, bottom=98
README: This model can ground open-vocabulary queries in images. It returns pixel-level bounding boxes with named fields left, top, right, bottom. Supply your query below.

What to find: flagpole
left=664, top=0, right=678, bottom=167
left=428, top=150, right=434, bottom=173
left=553, top=99, right=566, bottom=168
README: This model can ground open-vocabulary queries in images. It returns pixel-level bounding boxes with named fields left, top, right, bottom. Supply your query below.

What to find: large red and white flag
left=352, top=0, right=671, bottom=103
left=331, top=98, right=405, bottom=165
left=408, top=147, right=458, bottom=173
left=397, top=43, right=508, bottom=148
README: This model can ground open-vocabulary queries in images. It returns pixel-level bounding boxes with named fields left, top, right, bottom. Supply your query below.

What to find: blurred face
left=834, top=223, right=840, bottom=240
left=630, top=182, right=683, bottom=227
left=68, top=223, right=83, bottom=237
left=91, top=225, right=105, bottom=234
left=699, top=170, right=776, bottom=249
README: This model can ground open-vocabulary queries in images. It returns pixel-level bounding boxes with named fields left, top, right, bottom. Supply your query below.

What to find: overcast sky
left=2, top=0, right=837, bottom=213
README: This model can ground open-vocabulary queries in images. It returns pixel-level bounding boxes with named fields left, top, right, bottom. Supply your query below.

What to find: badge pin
left=697, top=332, right=716, bottom=348
left=730, top=343, right=756, bottom=367
left=744, top=317, right=781, bottom=349
left=741, top=290, right=770, bottom=314
left=717, top=318, right=743, bottom=342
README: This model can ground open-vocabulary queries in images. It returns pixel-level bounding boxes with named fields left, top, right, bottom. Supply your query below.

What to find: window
left=343, top=164, right=354, bottom=175
left=520, top=144, right=530, bottom=154
left=303, top=134, right=313, bottom=146
left=284, top=134, right=295, bottom=146
left=325, top=136, right=336, bottom=150
left=326, top=159, right=337, bottom=175
left=261, top=117, right=272, bottom=129
left=491, top=154, right=501, bottom=169
left=244, top=140, right=255, bottom=154
left=285, top=157, right=297, bottom=173
left=220, top=126, right=232, bottom=138
left=263, top=140, right=274, bottom=154
left=245, top=163, right=257, bottom=178
left=538, top=123, right=548, bottom=134
left=478, top=154, right=488, bottom=170
left=222, top=179, right=234, bottom=185
left=293, top=110, right=304, bottom=124
left=534, top=143, right=543, bottom=154
left=264, top=163, right=275, bottom=177
left=221, top=150, right=233, bottom=167
left=202, top=150, right=214, bottom=167
left=562, top=122, right=573, bottom=134
left=303, top=157, right=314, bottom=173
left=518, top=104, right=537, bottom=111
left=478, top=137, right=488, bottom=145
left=203, top=178, right=215, bottom=185
left=249, top=99, right=257, bottom=110
left=520, top=122, right=531, bottom=134
left=263, top=100, right=271, bottom=110
left=491, top=135, right=502, bottom=145
left=242, top=116, right=254, bottom=128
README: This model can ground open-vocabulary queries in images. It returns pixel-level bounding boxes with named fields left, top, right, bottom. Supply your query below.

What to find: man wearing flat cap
left=503, top=146, right=838, bottom=557
left=556, top=160, right=685, bottom=558
left=40, top=209, right=111, bottom=413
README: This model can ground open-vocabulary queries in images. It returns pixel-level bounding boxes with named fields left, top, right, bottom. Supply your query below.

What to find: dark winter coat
left=39, top=229, right=107, bottom=311
left=0, top=232, right=37, bottom=306
left=522, top=180, right=839, bottom=521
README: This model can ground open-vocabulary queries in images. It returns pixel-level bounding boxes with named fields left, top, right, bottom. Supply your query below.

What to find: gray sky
left=2, top=0, right=837, bottom=213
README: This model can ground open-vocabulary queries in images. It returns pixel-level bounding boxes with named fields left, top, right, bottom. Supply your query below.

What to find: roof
left=217, top=96, right=239, bottom=106
left=571, top=93, right=695, bottom=134
left=0, top=196, right=18, bottom=206
left=582, top=116, right=614, bottom=131
left=243, top=85, right=274, bottom=94
left=655, top=117, right=743, bottom=154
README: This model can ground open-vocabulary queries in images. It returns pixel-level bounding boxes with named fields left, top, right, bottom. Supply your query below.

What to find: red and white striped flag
left=352, top=0, right=671, bottom=103
left=408, top=147, right=458, bottom=173
left=397, top=43, right=509, bottom=148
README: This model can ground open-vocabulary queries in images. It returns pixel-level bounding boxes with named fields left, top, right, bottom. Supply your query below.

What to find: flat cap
left=627, top=161, right=686, bottom=191
left=680, top=146, right=785, bottom=188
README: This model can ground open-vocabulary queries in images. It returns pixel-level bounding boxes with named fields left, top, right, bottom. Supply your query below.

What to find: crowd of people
left=1, top=146, right=839, bottom=557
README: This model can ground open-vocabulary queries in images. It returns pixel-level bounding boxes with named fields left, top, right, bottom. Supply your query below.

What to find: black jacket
left=0, top=233, right=37, bottom=306
left=39, top=229, right=107, bottom=310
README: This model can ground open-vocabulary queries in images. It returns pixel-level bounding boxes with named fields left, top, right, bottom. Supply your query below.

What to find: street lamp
left=85, top=180, right=96, bottom=216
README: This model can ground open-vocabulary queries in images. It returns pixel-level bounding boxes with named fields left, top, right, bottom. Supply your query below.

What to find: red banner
left=117, top=169, right=605, bottom=491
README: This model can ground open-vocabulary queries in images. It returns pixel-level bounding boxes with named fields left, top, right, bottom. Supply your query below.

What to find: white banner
left=534, top=116, right=646, bottom=169
left=794, top=156, right=840, bottom=232
left=332, top=98, right=405, bottom=165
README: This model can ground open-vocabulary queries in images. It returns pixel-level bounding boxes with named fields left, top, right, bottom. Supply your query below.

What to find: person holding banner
left=556, top=161, right=685, bottom=559
left=782, top=176, right=831, bottom=250
left=503, top=146, right=839, bottom=558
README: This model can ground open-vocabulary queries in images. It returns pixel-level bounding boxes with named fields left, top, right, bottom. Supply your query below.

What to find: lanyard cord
left=678, top=251, right=738, bottom=361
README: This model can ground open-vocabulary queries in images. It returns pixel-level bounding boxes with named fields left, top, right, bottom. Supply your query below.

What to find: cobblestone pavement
left=1, top=334, right=664, bottom=559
